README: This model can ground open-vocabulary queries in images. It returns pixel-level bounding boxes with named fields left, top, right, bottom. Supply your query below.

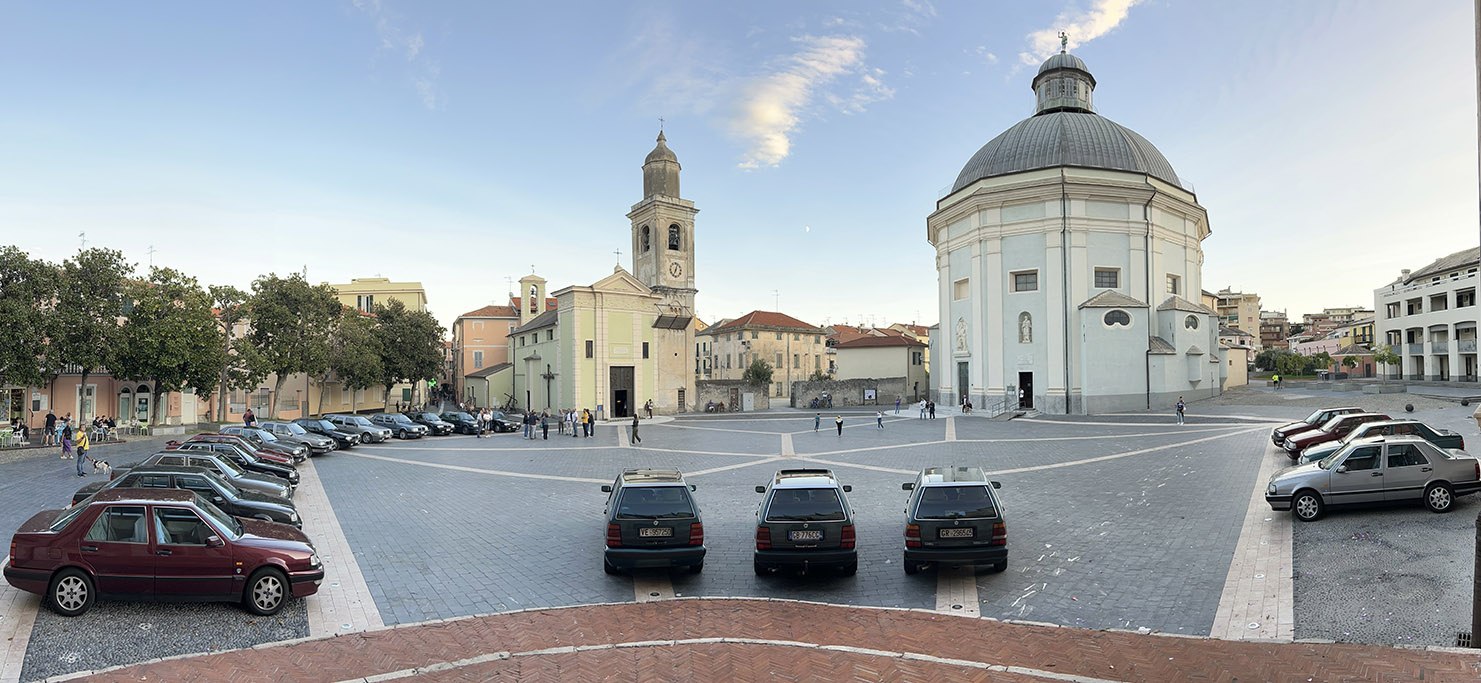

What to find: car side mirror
left=205, top=535, right=224, bottom=548
left=688, top=485, right=697, bottom=492
left=212, top=496, right=223, bottom=503
left=755, top=486, right=766, bottom=494
left=991, top=481, right=1002, bottom=489
left=842, top=485, right=852, bottom=493
left=901, top=483, right=914, bottom=491
left=1336, top=465, right=1349, bottom=473
left=600, top=485, right=612, bottom=493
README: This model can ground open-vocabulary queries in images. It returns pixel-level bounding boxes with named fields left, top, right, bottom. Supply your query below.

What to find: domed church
left=928, top=48, right=1226, bottom=415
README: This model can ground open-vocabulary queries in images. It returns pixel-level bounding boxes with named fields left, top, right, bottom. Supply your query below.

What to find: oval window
left=1103, top=310, right=1130, bottom=327
left=1185, top=315, right=1199, bottom=330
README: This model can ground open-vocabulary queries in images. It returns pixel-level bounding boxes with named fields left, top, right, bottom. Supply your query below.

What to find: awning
left=653, top=314, right=692, bottom=330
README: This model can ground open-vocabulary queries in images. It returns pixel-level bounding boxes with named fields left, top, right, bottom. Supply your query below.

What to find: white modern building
left=927, top=50, right=1223, bottom=414
left=1374, top=247, right=1479, bottom=382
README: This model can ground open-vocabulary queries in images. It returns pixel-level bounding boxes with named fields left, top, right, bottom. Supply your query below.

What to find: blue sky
left=2, top=1, right=1477, bottom=331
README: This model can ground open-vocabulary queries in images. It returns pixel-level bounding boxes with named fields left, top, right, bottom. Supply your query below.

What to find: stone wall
left=694, top=380, right=771, bottom=411
left=789, top=378, right=908, bottom=408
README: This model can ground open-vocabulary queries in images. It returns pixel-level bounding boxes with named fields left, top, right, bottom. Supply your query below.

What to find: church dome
left=645, top=131, right=678, bottom=165
left=951, top=52, right=1182, bottom=194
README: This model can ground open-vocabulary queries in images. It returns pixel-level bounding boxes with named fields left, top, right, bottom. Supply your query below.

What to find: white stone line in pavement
left=626, top=447, right=775, bottom=459
left=981, top=427, right=1269, bottom=477
left=935, top=567, right=980, bottom=617
left=1100, top=412, right=1292, bottom=423
left=655, top=422, right=789, bottom=436
left=685, top=456, right=786, bottom=478
left=780, top=434, right=795, bottom=456
left=632, top=571, right=675, bottom=603
left=0, top=556, right=40, bottom=683
left=334, top=637, right=1127, bottom=683
left=343, top=451, right=607, bottom=483
left=946, top=417, right=957, bottom=442
left=787, top=417, right=912, bottom=436
left=354, top=444, right=614, bottom=452
left=618, top=423, right=630, bottom=448
left=1018, top=418, right=1283, bottom=427
left=296, top=459, right=386, bottom=638
left=1209, top=447, right=1294, bottom=642
left=796, top=457, right=915, bottom=475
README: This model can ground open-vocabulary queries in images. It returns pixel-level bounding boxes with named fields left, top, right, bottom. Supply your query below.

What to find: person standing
left=44, top=409, right=56, bottom=446
left=243, top=408, right=255, bottom=427
left=75, top=428, right=90, bottom=477
left=928, top=401, right=936, bottom=419
left=814, top=413, right=821, bottom=431
left=583, top=409, right=592, bottom=438
left=522, top=412, right=533, bottom=440
left=876, top=410, right=884, bottom=429
left=630, top=414, right=642, bottom=444
left=60, top=423, right=72, bottom=460
left=918, top=399, right=926, bottom=420
left=645, top=399, right=653, bottom=419
left=1175, top=397, right=1186, bottom=425
left=540, top=411, right=549, bottom=440
left=835, top=415, right=844, bottom=437
left=895, top=397, right=901, bottom=415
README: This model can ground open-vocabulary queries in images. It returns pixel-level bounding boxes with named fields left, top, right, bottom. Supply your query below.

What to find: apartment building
left=1374, top=247, right=1479, bottom=381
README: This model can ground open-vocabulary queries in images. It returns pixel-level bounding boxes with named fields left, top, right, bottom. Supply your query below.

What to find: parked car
left=325, top=414, right=393, bottom=443
left=168, top=442, right=300, bottom=487
left=1271, top=407, right=1363, bottom=447
left=490, top=411, right=522, bottom=433
left=73, top=466, right=300, bottom=527
left=3, top=488, right=322, bottom=616
left=900, top=466, right=1008, bottom=575
left=1299, top=420, right=1467, bottom=463
left=600, top=468, right=705, bottom=575
left=292, top=418, right=361, bottom=449
left=404, top=412, right=454, bottom=436
left=439, top=411, right=480, bottom=435
left=753, top=469, right=857, bottom=576
left=168, top=434, right=294, bottom=466
left=115, top=451, right=294, bottom=499
left=219, top=426, right=308, bottom=463
left=1266, top=435, right=1481, bottom=521
left=257, top=421, right=336, bottom=455
left=370, top=413, right=427, bottom=439
left=1282, top=413, right=1391, bottom=458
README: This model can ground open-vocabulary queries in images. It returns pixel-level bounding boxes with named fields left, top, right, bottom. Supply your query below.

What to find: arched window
left=641, top=226, right=650, bottom=253
left=1104, top=310, right=1131, bottom=327
left=668, top=224, right=681, bottom=250
left=1185, top=315, right=1199, bottom=330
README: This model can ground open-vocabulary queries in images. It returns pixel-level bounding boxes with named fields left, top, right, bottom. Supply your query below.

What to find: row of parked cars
left=3, top=430, right=326, bottom=617
left=600, top=466, right=1009, bottom=577
left=1266, top=407, right=1478, bottom=521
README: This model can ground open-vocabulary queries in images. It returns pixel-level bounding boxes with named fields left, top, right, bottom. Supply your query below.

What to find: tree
left=1372, top=344, right=1402, bottom=382
left=54, top=248, right=132, bottom=417
left=1341, top=355, right=1361, bottom=376
left=1289, top=323, right=1306, bottom=336
left=1255, top=347, right=1293, bottom=372
left=210, top=284, right=268, bottom=423
left=114, top=267, right=225, bottom=425
left=0, top=247, right=58, bottom=407
left=807, top=369, right=829, bottom=382
left=743, top=358, right=773, bottom=387
left=372, top=299, right=445, bottom=408
left=1311, top=351, right=1333, bottom=375
left=321, top=308, right=383, bottom=416
left=246, top=274, right=342, bottom=418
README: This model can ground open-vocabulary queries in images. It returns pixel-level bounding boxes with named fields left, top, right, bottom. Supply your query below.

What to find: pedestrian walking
left=44, top=409, right=56, bottom=446
left=541, top=412, right=549, bottom=440
left=631, top=414, right=642, bottom=444
left=60, top=424, right=72, bottom=460
left=75, top=428, right=90, bottom=477
left=1176, top=397, right=1186, bottom=425
left=835, top=415, right=843, bottom=437
left=243, top=408, right=255, bottom=427
left=895, top=397, right=901, bottom=415
left=814, top=413, right=821, bottom=431
left=876, top=410, right=884, bottom=429
left=918, top=399, right=926, bottom=419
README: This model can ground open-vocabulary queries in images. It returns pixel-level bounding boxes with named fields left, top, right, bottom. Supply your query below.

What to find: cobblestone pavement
left=63, top=599, right=1481, bottom=683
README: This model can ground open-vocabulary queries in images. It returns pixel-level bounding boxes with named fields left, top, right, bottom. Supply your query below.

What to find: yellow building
left=326, top=277, right=429, bottom=314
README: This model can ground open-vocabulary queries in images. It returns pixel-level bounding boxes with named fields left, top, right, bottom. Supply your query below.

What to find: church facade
left=928, top=51, right=1226, bottom=415
left=509, top=133, right=699, bottom=417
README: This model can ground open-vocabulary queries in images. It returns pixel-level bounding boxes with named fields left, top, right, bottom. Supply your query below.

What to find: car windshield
left=214, top=455, right=247, bottom=475
left=765, top=488, right=846, bottom=522
left=193, top=494, right=244, bottom=539
left=390, top=415, right=414, bottom=425
left=254, top=430, right=280, bottom=442
left=615, top=486, right=696, bottom=519
left=50, top=505, right=89, bottom=531
left=1316, top=446, right=1350, bottom=470
left=1302, top=409, right=1326, bottom=424
left=282, top=423, right=308, bottom=435
left=307, top=420, right=336, bottom=431
left=350, top=416, right=373, bottom=427
left=419, top=413, right=441, bottom=421
left=914, top=485, right=997, bottom=519
left=1317, top=416, right=1348, bottom=433
left=445, top=412, right=473, bottom=421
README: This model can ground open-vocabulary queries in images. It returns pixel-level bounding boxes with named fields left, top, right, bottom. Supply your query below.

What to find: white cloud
left=351, top=1, right=441, bottom=109
left=728, top=35, right=889, bottom=168
left=1018, top=0, right=1141, bottom=66
left=901, top=0, right=937, bottom=18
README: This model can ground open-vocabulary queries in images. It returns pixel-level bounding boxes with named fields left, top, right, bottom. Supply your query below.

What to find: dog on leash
left=89, top=458, right=110, bottom=474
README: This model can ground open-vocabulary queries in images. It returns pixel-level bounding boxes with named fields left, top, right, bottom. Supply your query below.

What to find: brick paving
left=60, top=599, right=1481, bottom=682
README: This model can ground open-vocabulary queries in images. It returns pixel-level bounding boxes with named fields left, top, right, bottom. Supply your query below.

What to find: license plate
left=789, top=530, right=823, bottom=541
left=638, top=527, right=672, bottom=537
left=938, top=528, right=975, bottom=539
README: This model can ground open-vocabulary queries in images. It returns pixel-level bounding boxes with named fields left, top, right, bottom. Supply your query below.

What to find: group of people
left=917, top=399, right=938, bottom=419
left=34, top=410, right=94, bottom=476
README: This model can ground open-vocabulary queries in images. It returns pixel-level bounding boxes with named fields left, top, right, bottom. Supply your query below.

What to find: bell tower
left=627, top=130, right=698, bottom=412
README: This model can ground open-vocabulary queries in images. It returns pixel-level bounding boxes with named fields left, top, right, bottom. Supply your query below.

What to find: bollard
left=1474, top=510, right=1481, bottom=646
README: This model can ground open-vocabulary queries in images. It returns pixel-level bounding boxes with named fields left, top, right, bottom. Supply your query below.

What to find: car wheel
left=1424, top=483, right=1455, bottom=513
left=243, top=568, right=288, bottom=616
left=47, top=568, right=95, bottom=617
left=839, top=560, right=858, bottom=577
left=688, top=560, right=704, bottom=574
left=1292, top=490, right=1324, bottom=522
left=903, top=560, right=920, bottom=576
left=753, top=558, right=768, bottom=576
left=602, top=557, right=619, bottom=576
left=989, top=561, right=1008, bottom=573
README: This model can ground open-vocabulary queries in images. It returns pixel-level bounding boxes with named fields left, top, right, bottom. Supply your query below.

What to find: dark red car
left=1281, top=412, right=1391, bottom=458
left=168, top=434, right=294, bottom=466
left=1270, top=407, right=1363, bottom=447
left=3, top=488, right=322, bottom=617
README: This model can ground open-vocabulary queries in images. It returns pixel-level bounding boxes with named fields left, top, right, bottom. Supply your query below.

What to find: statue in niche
left=1018, top=312, right=1032, bottom=344
left=954, top=317, right=968, bottom=353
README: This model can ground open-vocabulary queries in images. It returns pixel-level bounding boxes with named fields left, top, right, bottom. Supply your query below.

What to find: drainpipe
left=1143, top=181, right=1157, bottom=410
left=1060, top=170, right=1071, bottom=413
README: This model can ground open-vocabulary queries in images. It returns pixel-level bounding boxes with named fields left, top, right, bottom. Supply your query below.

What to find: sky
left=2, top=0, right=1478, bottom=332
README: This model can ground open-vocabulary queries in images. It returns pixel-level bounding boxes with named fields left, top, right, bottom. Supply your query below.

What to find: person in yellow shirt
left=75, top=429, right=90, bottom=476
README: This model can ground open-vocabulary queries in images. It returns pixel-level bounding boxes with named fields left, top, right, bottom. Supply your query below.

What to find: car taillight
left=904, top=524, right=921, bottom=548
left=755, top=526, right=771, bottom=550
left=840, top=525, right=856, bottom=549
left=605, top=523, right=622, bottom=548
left=689, top=522, right=704, bottom=546
left=990, top=522, right=1007, bottom=546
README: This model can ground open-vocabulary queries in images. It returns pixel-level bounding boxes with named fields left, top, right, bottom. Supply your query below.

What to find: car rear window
left=615, top=487, right=696, bottom=519
left=914, top=485, right=997, bottom=520
left=765, top=488, right=846, bottom=522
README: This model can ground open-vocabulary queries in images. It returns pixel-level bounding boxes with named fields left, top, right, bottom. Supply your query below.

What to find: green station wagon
left=601, top=469, right=704, bottom=574
left=901, top=466, right=1007, bottom=575
left=753, top=469, right=857, bottom=576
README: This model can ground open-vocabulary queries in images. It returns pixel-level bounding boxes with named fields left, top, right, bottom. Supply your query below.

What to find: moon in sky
left=804, top=225, right=810, bottom=233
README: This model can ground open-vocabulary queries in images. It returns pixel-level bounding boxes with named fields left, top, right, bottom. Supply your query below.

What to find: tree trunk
left=317, top=374, right=329, bottom=417
left=351, top=387, right=358, bottom=415
left=78, top=369, right=90, bottom=421
left=271, top=374, right=287, bottom=419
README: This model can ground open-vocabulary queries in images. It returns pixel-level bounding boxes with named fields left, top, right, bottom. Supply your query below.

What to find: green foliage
left=0, top=247, right=58, bottom=390
left=210, top=284, right=268, bottom=421
left=55, top=248, right=133, bottom=388
left=742, top=358, right=773, bottom=386
left=1372, top=344, right=1402, bottom=380
left=114, top=267, right=224, bottom=423
left=1341, top=355, right=1361, bottom=370
left=323, top=308, right=383, bottom=413
left=1289, top=323, right=1306, bottom=335
left=807, top=369, right=829, bottom=382
left=246, top=273, right=343, bottom=417
left=371, top=298, right=445, bottom=405
left=1254, top=348, right=1291, bottom=372
left=1310, top=351, right=1333, bottom=373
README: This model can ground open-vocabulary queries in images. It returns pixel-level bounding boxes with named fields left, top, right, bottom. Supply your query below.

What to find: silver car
left=1266, top=435, right=1481, bottom=521
left=258, top=420, right=336, bottom=456
left=325, top=414, right=393, bottom=443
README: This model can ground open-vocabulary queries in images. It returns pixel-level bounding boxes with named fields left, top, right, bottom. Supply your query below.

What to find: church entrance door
left=610, top=366, right=634, bottom=418
left=1017, top=372, right=1033, bottom=410
left=956, top=363, right=969, bottom=405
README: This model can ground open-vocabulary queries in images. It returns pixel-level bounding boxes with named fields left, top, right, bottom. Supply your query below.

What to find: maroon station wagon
left=3, top=489, right=323, bottom=617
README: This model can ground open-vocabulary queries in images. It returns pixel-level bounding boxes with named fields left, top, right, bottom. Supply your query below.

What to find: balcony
left=1461, top=340, right=1478, bottom=353
left=1406, top=343, right=1423, bottom=355
left=1432, top=342, right=1449, bottom=354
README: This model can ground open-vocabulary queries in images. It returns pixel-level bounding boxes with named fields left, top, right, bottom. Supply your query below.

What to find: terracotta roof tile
left=712, top=310, right=820, bottom=332
left=834, top=336, right=927, bottom=349
left=460, top=305, right=518, bottom=319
